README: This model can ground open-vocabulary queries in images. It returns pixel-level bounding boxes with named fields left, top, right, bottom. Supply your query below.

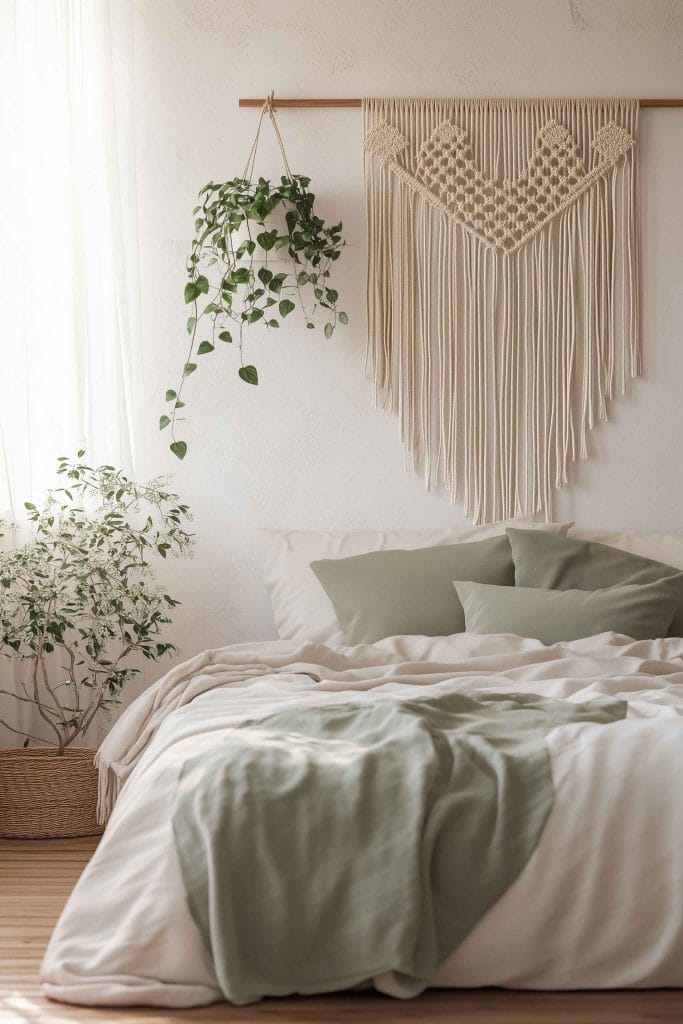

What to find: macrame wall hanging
left=364, top=98, right=639, bottom=524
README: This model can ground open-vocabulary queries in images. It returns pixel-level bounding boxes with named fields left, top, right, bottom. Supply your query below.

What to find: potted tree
left=0, top=454, right=193, bottom=838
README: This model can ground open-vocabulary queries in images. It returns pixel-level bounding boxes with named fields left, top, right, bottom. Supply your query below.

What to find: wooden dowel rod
left=239, top=97, right=683, bottom=109
left=639, top=98, right=683, bottom=107
left=239, top=98, right=362, bottom=108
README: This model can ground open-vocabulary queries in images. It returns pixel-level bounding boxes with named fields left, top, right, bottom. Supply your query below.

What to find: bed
left=41, top=523, right=683, bottom=1007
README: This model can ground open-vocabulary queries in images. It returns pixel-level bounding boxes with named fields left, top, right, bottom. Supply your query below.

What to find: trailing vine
left=163, top=173, right=347, bottom=459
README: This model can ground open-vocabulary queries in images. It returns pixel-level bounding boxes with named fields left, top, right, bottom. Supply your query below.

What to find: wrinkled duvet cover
left=42, top=632, right=683, bottom=1007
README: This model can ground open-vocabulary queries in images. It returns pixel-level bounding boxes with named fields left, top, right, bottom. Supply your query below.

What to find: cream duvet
left=42, top=632, right=683, bottom=1007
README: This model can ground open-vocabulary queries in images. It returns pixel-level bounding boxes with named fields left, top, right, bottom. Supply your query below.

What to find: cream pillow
left=568, top=527, right=683, bottom=571
left=259, top=520, right=573, bottom=645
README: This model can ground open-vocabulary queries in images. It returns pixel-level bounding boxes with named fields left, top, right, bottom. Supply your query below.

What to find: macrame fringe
left=364, top=98, right=639, bottom=524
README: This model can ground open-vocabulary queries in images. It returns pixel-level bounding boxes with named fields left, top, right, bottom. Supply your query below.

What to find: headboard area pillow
left=311, top=535, right=517, bottom=645
left=260, top=521, right=573, bottom=645
left=454, top=578, right=679, bottom=646
left=568, top=527, right=683, bottom=571
left=508, top=527, right=683, bottom=637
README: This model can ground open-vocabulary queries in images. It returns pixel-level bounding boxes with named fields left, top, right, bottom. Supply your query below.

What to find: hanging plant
left=163, top=97, right=348, bottom=460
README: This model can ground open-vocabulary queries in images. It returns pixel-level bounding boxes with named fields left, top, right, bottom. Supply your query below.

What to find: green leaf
left=24, top=502, right=36, bottom=510
left=238, top=365, right=258, bottom=385
left=246, top=308, right=263, bottom=324
left=324, top=322, right=334, bottom=339
left=184, top=282, right=200, bottom=304
left=218, top=330, right=233, bottom=343
left=306, top=322, right=315, bottom=329
left=246, top=201, right=267, bottom=221
left=170, top=441, right=188, bottom=460
left=197, top=341, right=215, bottom=354
left=267, top=319, right=279, bottom=328
left=175, top=400, right=185, bottom=409
left=258, top=267, right=273, bottom=286
left=195, top=275, right=209, bottom=295
left=183, top=362, right=197, bottom=376
left=23, top=737, right=29, bottom=748
left=325, top=288, right=339, bottom=304
left=338, top=311, right=349, bottom=325
left=186, top=316, right=196, bottom=335
left=256, top=229, right=278, bottom=251
left=235, top=239, right=256, bottom=258
left=232, top=267, right=250, bottom=284
left=279, top=299, right=295, bottom=317
left=159, top=415, right=171, bottom=430
left=165, top=389, right=177, bottom=402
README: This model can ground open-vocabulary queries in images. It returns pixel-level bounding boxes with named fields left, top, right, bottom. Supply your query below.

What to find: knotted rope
left=242, top=91, right=293, bottom=182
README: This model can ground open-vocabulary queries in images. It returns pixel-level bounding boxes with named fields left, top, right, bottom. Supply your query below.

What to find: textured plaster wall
left=133, top=0, right=683, bottom=658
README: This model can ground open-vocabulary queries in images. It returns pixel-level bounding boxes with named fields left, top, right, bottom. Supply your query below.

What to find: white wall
left=133, top=0, right=683, bottom=659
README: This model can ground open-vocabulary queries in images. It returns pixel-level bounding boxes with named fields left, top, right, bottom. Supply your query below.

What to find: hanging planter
left=163, top=95, right=348, bottom=460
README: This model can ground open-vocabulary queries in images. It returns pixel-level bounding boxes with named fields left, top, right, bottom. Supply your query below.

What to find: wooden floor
left=2, top=839, right=683, bottom=1024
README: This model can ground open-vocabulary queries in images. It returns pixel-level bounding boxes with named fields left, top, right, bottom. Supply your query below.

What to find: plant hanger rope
left=242, top=91, right=294, bottom=182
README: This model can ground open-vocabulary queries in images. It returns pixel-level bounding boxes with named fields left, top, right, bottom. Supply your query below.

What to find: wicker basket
left=0, top=747, right=103, bottom=839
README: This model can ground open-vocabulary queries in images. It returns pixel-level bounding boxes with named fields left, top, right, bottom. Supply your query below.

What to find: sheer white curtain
left=0, top=0, right=144, bottom=745
left=0, top=0, right=143, bottom=515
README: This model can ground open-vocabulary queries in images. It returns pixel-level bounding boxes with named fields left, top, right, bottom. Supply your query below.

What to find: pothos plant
left=0, top=455, right=193, bottom=753
left=162, top=173, right=347, bottom=459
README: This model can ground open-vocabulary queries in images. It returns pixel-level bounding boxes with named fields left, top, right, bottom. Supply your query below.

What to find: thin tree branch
left=31, top=655, right=63, bottom=753
left=38, top=650, right=68, bottom=726
left=63, top=693, right=103, bottom=748
left=0, top=689, right=63, bottom=717
left=0, top=718, right=52, bottom=745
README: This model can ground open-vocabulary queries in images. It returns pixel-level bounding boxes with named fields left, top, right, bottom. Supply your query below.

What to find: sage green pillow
left=507, top=527, right=683, bottom=636
left=310, top=534, right=515, bottom=645
left=454, top=578, right=678, bottom=645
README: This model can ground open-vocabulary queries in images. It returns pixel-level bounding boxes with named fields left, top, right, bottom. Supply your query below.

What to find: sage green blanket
left=172, top=690, right=625, bottom=1005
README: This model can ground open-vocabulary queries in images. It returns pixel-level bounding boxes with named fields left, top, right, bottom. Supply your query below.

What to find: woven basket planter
left=0, top=747, right=103, bottom=839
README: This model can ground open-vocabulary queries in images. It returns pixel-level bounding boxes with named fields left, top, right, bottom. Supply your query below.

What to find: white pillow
left=568, top=527, right=683, bottom=571
left=260, top=520, right=574, bottom=645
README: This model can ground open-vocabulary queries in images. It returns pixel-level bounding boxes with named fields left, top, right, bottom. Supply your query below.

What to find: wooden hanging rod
left=239, top=97, right=683, bottom=109
left=240, top=98, right=362, bottom=108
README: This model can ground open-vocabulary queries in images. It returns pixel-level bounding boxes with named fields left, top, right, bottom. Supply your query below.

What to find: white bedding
left=42, top=632, right=683, bottom=1007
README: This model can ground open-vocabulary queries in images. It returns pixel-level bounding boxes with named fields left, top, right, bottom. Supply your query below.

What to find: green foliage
left=165, top=174, right=348, bottom=458
left=238, top=365, right=258, bottom=385
left=0, top=456, right=193, bottom=753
